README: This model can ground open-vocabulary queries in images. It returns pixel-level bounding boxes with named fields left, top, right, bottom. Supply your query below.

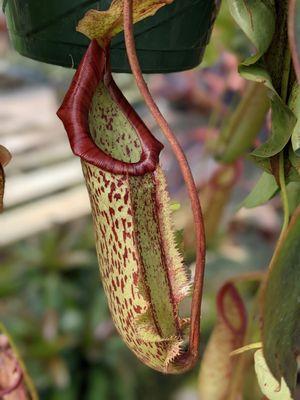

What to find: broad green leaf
left=198, top=282, right=247, bottom=399
left=239, top=61, right=297, bottom=158
left=263, top=208, right=300, bottom=393
left=77, top=0, right=173, bottom=45
left=255, top=95, right=296, bottom=158
left=228, top=0, right=275, bottom=54
left=254, top=349, right=292, bottom=400
left=240, top=172, right=278, bottom=209
left=58, top=41, right=193, bottom=373
left=289, top=0, right=300, bottom=83
left=249, top=154, right=272, bottom=174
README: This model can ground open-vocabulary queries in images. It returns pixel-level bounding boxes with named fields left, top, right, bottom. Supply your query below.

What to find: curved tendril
left=123, top=0, right=206, bottom=368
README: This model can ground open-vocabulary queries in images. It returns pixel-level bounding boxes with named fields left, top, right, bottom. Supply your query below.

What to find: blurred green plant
left=0, top=221, right=192, bottom=399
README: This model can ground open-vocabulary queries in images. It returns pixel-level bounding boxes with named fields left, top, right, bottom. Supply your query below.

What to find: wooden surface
left=0, top=86, right=90, bottom=246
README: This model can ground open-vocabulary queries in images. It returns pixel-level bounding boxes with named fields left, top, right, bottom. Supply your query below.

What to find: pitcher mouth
left=57, top=39, right=163, bottom=176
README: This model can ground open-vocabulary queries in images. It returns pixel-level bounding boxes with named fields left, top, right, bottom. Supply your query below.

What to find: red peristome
left=57, top=40, right=163, bottom=176
left=217, top=282, right=247, bottom=336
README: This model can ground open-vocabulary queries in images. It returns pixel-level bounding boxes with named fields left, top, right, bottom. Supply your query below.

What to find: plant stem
left=265, top=0, right=289, bottom=93
left=276, top=18, right=291, bottom=234
left=281, top=46, right=291, bottom=102
left=123, top=0, right=206, bottom=370
left=279, top=151, right=290, bottom=233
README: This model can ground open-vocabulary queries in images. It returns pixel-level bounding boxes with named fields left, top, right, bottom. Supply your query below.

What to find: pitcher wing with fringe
left=58, top=40, right=192, bottom=373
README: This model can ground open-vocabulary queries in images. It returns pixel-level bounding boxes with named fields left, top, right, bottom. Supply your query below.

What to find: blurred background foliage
left=0, top=2, right=283, bottom=399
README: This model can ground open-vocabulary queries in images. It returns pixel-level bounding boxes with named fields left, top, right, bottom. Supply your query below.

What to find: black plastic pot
left=4, top=0, right=218, bottom=73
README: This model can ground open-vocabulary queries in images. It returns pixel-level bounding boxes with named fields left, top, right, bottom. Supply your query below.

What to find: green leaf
left=240, top=172, right=279, bottom=209
left=249, top=154, right=272, bottom=174
left=254, top=349, right=292, bottom=400
left=228, top=0, right=275, bottom=54
left=255, top=94, right=296, bottom=158
left=239, top=61, right=297, bottom=158
left=263, top=208, right=300, bottom=394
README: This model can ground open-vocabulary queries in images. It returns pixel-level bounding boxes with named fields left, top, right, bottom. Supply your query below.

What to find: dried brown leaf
left=77, top=0, right=173, bottom=45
